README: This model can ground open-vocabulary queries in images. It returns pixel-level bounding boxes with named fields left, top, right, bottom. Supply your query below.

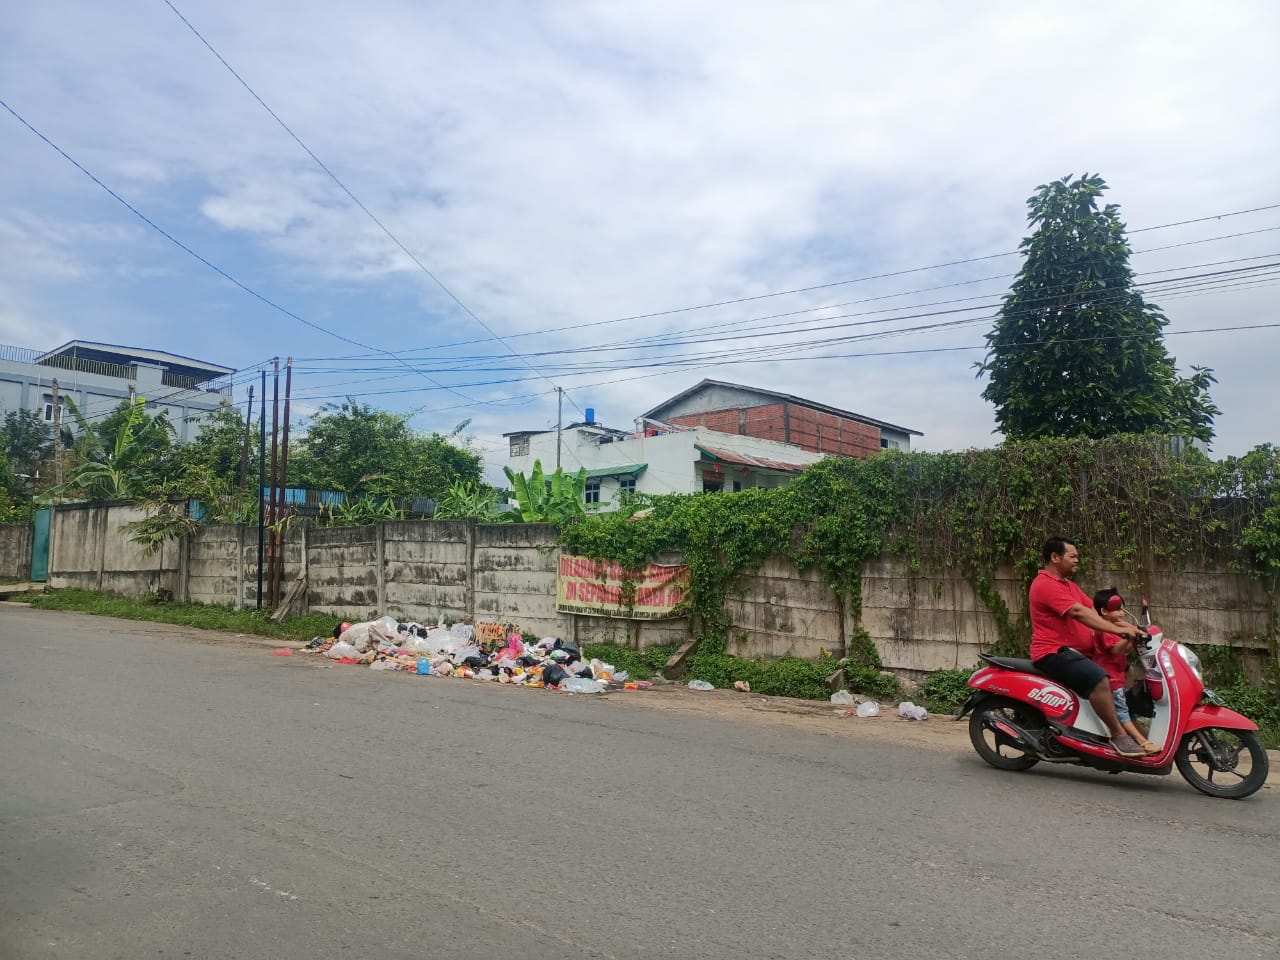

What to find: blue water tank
left=585, top=407, right=595, bottom=424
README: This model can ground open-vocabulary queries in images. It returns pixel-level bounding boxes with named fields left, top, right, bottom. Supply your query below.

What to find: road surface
left=2, top=605, right=1277, bottom=959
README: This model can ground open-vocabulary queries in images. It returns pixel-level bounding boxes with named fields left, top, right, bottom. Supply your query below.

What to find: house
left=504, top=415, right=827, bottom=508
left=640, top=378, right=921, bottom=454
left=0, top=339, right=234, bottom=441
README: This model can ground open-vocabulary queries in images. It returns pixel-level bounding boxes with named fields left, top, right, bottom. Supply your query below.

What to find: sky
left=2, top=0, right=1277, bottom=479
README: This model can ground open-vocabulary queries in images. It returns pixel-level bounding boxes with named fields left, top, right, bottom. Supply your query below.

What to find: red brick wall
left=785, top=405, right=880, bottom=457
left=668, top=402, right=881, bottom=457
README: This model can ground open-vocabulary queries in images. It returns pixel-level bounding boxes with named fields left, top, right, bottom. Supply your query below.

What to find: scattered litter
left=733, top=680, right=751, bottom=693
left=299, top=615, right=652, bottom=699
left=897, top=701, right=928, bottom=721
left=829, top=690, right=856, bottom=705
left=272, top=648, right=293, bottom=657
left=855, top=700, right=881, bottom=718
left=687, top=680, right=714, bottom=691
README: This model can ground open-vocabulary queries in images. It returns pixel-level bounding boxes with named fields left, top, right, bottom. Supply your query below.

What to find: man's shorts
left=1032, top=647, right=1107, bottom=697
left=1111, top=687, right=1132, bottom=724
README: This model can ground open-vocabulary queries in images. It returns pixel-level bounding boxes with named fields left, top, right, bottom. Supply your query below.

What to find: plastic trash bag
left=830, top=690, right=856, bottom=705
left=561, top=677, right=606, bottom=694
left=688, top=680, right=714, bottom=691
left=542, top=663, right=570, bottom=686
left=855, top=700, right=880, bottom=717
left=449, top=644, right=481, bottom=663
left=326, top=641, right=360, bottom=660
left=897, top=701, right=929, bottom=721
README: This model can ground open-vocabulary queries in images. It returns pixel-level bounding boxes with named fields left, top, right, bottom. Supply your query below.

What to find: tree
left=171, top=401, right=256, bottom=484
left=503, top=460, right=588, bottom=524
left=978, top=174, right=1219, bottom=443
left=287, top=401, right=482, bottom=502
left=2, top=409, right=53, bottom=490
left=38, top=397, right=176, bottom=502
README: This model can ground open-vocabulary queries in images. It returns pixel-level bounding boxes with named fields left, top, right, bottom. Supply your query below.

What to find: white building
left=0, top=340, right=234, bottom=441
left=504, top=418, right=827, bottom=509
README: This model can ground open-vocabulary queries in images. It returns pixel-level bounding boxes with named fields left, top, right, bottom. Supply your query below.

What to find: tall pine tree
left=978, top=174, right=1218, bottom=443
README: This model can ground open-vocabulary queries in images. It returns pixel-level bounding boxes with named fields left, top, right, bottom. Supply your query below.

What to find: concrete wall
left=49, top=502, right=180, bottom=597
left=186, top=525, right=242, bottom=606
left=41, top=506, right=1276, bottom=675
left=0, top=524, right=32, bottom=581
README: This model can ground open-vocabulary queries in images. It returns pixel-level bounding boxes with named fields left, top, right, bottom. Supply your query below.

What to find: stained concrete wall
left=186, top=525, right=242, bottom=606
left=41, top=507, right=1275, bottom=674
left=49, top=502, right=180, bottom=598
left=0, top=524, right=32, bottom=581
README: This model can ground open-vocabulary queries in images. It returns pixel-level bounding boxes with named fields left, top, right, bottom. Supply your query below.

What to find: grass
left=20, top=588, right=349, bottom=643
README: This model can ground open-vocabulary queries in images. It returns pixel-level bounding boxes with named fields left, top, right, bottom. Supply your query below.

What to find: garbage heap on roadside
left=303, top=616, right=649, bottom=693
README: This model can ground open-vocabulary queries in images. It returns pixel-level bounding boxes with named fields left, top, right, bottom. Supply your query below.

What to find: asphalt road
left=2, top=605, right=1277, bottom=960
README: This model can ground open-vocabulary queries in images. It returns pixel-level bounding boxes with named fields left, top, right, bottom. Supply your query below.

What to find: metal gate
left=31, top=506, right=51, bottom=582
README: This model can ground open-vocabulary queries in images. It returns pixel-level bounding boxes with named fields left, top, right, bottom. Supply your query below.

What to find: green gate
left=31, top=506, right=51, bottom=582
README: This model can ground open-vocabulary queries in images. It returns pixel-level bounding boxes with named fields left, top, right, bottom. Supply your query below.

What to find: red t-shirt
left=1090, top=630, right=1129, bottom=690
left=1028, top=569, right=1094, bottom=661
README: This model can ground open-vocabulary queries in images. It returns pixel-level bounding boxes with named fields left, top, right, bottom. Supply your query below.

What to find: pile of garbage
left=303, top=616, right=650, bottom=693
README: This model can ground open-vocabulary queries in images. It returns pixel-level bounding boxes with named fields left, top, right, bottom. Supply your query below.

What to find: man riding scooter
left=1029, top=536, right=1146, bottom=756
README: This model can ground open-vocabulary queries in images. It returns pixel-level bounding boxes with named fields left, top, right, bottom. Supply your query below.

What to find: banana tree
left=502, top=460, right=588, bottom=524
left=37, top=397, right=174, bottom=503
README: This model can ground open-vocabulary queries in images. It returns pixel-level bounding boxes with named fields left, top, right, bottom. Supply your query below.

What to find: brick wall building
left=642, top=379, right=919, bottom=457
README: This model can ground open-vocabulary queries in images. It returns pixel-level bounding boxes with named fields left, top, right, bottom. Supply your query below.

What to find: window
left=879, top=437, right=889, bottom=449
left=619, top=476, right=636, bottom=495
left=732, top=480, right=742, bottom=492
left=584, top=480, right=601, bottom=504
left=42, top=400, right=63, bottom=423
left=702, top=477, right=723, bottom=493
left=510, top=436, right=530, bottom=457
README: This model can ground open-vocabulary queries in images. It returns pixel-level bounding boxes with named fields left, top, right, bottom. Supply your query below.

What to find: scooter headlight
left=1176, top=643, right=1203, bottom=682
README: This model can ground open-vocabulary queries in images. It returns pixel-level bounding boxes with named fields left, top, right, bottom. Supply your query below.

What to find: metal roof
left=695, top=443, right=812, bottom=473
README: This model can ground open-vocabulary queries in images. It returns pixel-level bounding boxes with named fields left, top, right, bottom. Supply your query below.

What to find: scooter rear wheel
left=969, top=696, right=1042, bottom=771
left=1174, top=728, right=1269, bottom=800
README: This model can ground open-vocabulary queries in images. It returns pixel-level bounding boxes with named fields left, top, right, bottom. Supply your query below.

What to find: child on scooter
left=1091, top=588, right=1159, bottom=755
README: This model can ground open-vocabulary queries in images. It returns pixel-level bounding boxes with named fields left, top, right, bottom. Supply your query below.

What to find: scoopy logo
left=1028, top=684, right=1073, bottom=715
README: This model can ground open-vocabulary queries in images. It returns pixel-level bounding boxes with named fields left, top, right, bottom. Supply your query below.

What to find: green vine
left=561, top=437, right=1280, bottom=665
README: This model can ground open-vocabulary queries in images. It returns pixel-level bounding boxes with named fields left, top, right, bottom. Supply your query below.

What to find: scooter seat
left=979, top=653, right=1049, bottom=676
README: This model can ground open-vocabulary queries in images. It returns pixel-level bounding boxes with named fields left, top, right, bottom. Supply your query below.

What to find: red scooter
left=956, top=602, right=1269, bottom=799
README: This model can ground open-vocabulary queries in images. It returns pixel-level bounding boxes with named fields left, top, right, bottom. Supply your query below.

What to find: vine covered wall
left=562, top=437, right=1280, bottom=674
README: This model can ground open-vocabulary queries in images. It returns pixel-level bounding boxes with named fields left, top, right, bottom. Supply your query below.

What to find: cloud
left=0, top=0, right=1276, bottom=467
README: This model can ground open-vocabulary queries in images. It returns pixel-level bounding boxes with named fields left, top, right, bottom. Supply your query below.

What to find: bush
left=1217, top=679, right=1280, bottom=749
left=921, top=668, right=977, bottom=711
left=581, top=644, right=678, bottom=681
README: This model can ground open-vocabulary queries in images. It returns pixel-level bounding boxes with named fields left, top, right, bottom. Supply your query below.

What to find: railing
left=0, top=342, right=231, bottom=394
left=36, top=353, right=137, bottom=380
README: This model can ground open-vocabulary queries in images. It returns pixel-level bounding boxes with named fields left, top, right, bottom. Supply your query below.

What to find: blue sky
left=2, top=0, right=1278, bottom=477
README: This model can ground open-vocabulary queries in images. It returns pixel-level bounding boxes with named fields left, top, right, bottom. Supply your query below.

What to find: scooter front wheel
left=969, top=696, right=1042, bottom=771
left=1175, top=728, right=1269, bottom=800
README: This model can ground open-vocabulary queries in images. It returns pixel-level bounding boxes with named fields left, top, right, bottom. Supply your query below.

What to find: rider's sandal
left=1110, top=734, right=1145, bottom=757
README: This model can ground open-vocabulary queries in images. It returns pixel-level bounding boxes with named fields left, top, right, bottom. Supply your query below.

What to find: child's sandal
left=1141, top=740, right=1160, bottom=755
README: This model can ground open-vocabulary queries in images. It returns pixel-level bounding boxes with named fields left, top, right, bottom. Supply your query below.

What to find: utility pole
left=256, top=369, right=267, bottom=609
left=51, top=379, right=63, bottom=486
left=239, top=385, right=254, bottom=489
left=275, top=358, right=293, bottom=606
left=268, top=359, right=281, bottom=608
left=556, top=386, right=563, bottom=470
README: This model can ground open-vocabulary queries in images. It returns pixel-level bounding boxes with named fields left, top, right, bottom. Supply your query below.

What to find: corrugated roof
left=584, top=463, right=647, bottom=479
left=695, top=443, right=811, bottom=473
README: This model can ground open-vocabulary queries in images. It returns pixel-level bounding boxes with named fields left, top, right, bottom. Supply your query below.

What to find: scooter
left=955, top=601, right=1269, bottom=799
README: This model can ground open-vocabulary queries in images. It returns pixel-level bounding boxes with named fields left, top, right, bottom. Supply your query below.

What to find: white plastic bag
left=897, top=701, right=929, bottom=721
left=688, top=680, right=714, bottom=691
left=855, top=700, right=880, bottom=717
left=830, top=690, right=856, bottom=705
left=326, top=640, right=360, bottom=660
left=450, top=644, right=482, bottom=663
left=562, top=677, right=606, bottom=694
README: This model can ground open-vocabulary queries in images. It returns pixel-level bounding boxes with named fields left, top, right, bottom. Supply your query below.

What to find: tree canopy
left=978, top=173, right=1218, bottom=443
left=287, top=401, right=482, bottom=502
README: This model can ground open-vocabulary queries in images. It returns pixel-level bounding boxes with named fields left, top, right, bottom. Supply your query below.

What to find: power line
left=162, top=0, right=585, bottom=416
left=0, top=96, right=478, bottom=406
left=284, top=260, right=1280, bottom=382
